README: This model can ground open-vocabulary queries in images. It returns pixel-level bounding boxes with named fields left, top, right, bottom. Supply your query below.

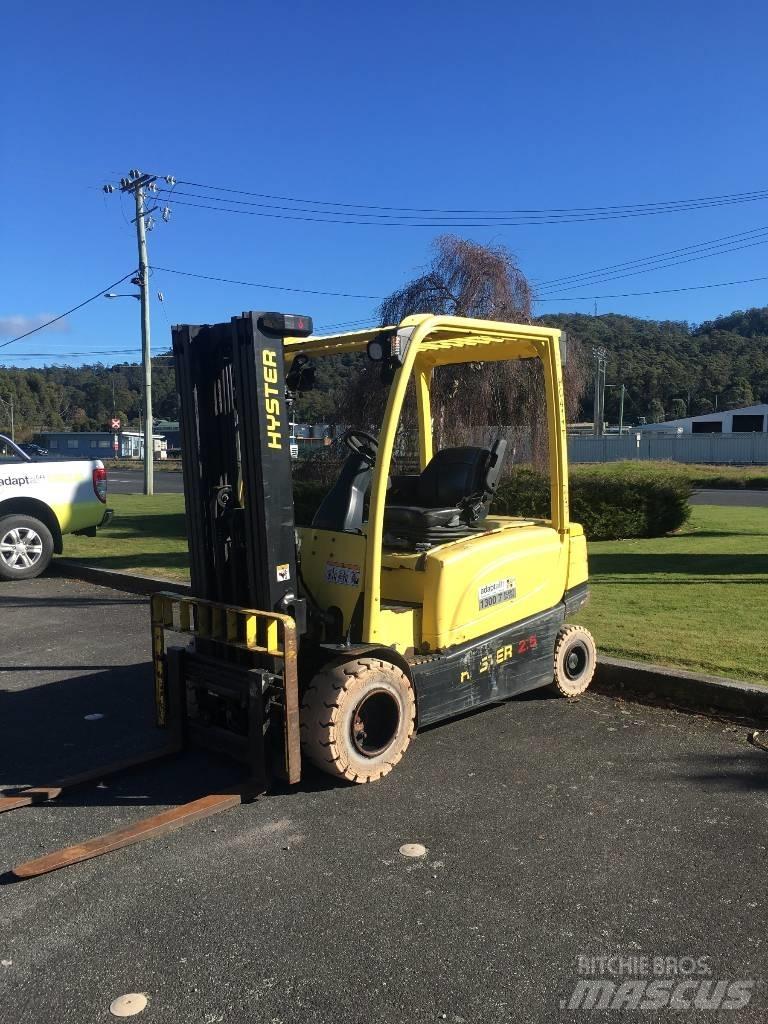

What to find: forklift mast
left=172, top=311, right=311, bottom=625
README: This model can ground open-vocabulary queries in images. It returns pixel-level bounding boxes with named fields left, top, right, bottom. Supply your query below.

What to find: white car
left=0, top=434, right=112, bottom=580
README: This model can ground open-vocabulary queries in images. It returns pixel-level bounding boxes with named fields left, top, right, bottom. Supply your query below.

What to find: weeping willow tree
left=335, top=235, right=587, bottom=467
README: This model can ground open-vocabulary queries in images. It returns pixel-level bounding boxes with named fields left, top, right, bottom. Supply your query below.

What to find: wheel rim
left=351, top=689, right=400, bottom=757
left=0, top=526, right=44, bottom=570
left=563, top=640, right=589, bottom=681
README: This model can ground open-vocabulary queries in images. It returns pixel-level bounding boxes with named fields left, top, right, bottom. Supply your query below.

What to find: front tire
left=0, top=515, right=54, bottom=581
left=551, top=624, right=596, bottom=696
left=300, top=657, right=416, bottom=783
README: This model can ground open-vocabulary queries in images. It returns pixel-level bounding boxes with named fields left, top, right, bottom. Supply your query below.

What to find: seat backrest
left=416, top=439, right=507, bottom=508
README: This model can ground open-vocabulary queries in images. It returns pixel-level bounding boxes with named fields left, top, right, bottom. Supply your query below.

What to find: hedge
left=493, top=462, right=692, bottom=540
left=293, top=462, right=692, bottom=541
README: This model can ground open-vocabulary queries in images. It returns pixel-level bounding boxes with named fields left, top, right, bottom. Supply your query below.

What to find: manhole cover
left=399, top=843, right=427, bottom=858
left=109, top=993, right=148, bottom=1017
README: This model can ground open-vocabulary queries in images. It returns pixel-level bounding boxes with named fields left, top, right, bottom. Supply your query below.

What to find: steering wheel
left=342, top=428, right=379, bottom=467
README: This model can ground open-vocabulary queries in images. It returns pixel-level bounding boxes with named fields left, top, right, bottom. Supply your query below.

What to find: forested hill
left=0, top=360, right=179, bottom=439
left=539, top=307, right=768, bottom=423
left=1, top=306, right=768, bottom=437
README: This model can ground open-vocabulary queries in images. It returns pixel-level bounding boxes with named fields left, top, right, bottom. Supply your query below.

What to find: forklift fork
left=5, top=594, right=300, bottom=879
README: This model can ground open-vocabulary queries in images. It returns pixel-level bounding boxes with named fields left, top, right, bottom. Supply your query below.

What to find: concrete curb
left=52, top=558, right=767, bottom=720
left=52, top=559, right=191, bottom=597
left=595, top=656, right=768, bottom=720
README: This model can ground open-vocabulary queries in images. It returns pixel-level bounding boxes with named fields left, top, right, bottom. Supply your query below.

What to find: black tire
left=300, top=657, right=416, bottom=783
left=0, top=514, right=54, bottom=581
left=551, top=624, right=597, bottom=697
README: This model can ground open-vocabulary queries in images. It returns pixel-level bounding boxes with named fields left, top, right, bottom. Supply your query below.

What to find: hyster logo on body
left=262, top=349, right=282, bottom=450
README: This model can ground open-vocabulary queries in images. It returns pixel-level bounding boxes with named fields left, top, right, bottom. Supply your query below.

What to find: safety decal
left=324, top=561, right=361, bottom=587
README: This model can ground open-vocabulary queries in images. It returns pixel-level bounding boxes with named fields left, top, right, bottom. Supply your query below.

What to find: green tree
left=669, top=398, right=687, bottom=420
left=648, top=399, right=665, bottom=423
left=340, top=235, right=587, bottom=463
left=720, top=377, right=754, bottom=410
left=691, top=397, right=714, bottom=416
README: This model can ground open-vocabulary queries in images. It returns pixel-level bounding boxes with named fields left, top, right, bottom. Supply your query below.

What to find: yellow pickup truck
left=0, top=434, right=112, bottom=580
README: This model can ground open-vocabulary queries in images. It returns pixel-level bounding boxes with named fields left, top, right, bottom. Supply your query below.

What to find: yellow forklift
left=5, top=311, right=595, bottom=877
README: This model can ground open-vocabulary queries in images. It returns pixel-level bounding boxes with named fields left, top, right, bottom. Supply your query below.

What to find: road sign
left=110, top=418, right=121, bottom=430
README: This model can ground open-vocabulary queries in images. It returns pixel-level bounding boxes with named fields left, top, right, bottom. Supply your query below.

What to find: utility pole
left=103, top=169, right=174, bottom=496
left=135, top=180, right=154, bottom=495
left=605, top=382, right=625, bottom=434
left=619, top=382, right=625, bottom=434
left=593, top=347, right=607, bottom=436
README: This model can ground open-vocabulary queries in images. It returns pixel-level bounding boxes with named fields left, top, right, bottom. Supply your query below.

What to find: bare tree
left=336, top=235, right=587, bottom=466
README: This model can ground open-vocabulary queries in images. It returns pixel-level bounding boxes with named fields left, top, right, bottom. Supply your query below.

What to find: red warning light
left=259, top=312, right=313, bottom=337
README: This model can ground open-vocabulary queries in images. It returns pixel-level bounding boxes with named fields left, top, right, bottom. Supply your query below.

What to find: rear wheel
left=0, top=515, right=54, bottom=581
left=300, top=657, right=416, bottom=783
left=551, top=624, right=596, bottom=696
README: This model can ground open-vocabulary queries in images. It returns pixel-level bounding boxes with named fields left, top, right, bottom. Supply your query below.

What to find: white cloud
left=0, top=314, right=70, bottom=338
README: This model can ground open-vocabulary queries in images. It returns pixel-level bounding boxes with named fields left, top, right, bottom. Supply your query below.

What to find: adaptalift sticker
left=325, top=561, right=361, bottom=587
left=478, top=578, right=516, bottom=610
left=276, top=563, right=291, bottom=582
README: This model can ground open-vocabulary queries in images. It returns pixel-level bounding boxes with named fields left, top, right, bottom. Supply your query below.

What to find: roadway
left=1, top=577, right=766, bottom=1022
left=108, top=467, right=768, bottom=507
left=689, top=488, right=768, bottom=506
left=108, top=468, right=185, bottom=494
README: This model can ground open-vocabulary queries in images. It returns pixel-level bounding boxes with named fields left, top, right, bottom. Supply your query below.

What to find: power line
left=312, top=317, right=379, bottom=334
left=535, top=225, right=768, bottom=289
left=0, top=350, right=138, bottom=358
left=0, top=348, right=167, bottom=358
left=158, top=187, right=768, bottom=223
left=535, top=232, right=768, bottom=294
left=155, top=192, right=768, bottom=228
left=168, top=177, right=768, bottom=217
left=151, top=265, right=382, bottom=300
left=535, top=273, right=768, bottom=302
left=0, top=351, right=176, bottom=365
left=0, top=272, right=137, bottom=349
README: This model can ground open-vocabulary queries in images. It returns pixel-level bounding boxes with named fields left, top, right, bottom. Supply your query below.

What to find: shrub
left=493, top=462, right=692, bottom=540
left=294, top=461, right=693, bottom=541
left=490, top=466, right=551, bottom=519
left=293, top=480, right=329, bottom=526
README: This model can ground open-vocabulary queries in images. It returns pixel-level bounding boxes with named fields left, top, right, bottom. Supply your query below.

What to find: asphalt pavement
left=1, top=577, right=766, bottom=1022
left=689, top=489, right=768, bottom=506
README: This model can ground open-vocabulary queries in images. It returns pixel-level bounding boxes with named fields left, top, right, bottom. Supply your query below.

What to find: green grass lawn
left=61, top=495, right=768, bottom=683
left=63, top=493, right=190, bottom=582
left=574, top=505, right=768, bottom=684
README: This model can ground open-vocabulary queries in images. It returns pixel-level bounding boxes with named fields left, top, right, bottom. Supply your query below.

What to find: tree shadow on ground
left=55, top=551, right=190, bottom=573
left=652, top=751, right=768, bottom=793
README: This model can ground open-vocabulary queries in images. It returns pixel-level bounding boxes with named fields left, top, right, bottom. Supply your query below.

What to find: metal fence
left=568, top=433, right=768, bottom=465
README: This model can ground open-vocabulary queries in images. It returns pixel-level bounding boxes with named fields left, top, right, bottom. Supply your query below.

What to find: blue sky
left=2, top=0, right=767, bottom=365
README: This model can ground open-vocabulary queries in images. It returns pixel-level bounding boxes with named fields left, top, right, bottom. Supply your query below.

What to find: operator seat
left=384, top=439, right=507, bottom=547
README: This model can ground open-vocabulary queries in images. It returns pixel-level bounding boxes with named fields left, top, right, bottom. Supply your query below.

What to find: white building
left=638, top=403, right=768, bottom=435
left=120, top=430, right=168, bottom=459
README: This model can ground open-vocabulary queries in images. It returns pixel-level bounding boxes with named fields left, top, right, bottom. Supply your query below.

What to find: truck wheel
left=0, top=515, right=54, bottom=581
left=551, top=624, right=596, bottom=696
left=300, top=657, right=416, bottom=783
